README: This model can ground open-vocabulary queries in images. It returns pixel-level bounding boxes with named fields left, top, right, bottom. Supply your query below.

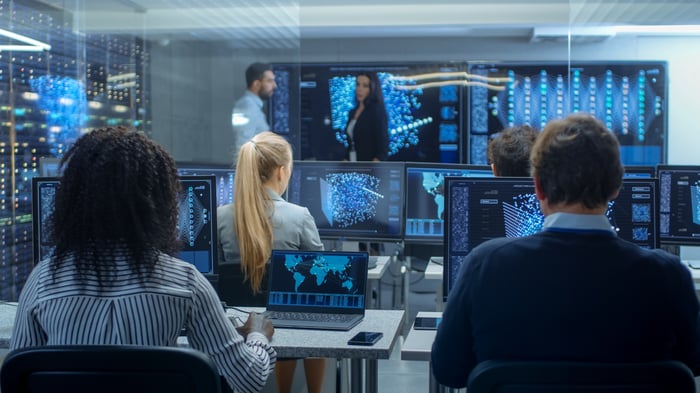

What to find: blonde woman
left=217, top=131, right=326, bottom=393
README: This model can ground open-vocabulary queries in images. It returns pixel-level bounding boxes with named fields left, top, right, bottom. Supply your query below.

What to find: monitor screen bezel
left=403, top=162, right=494, bottom=244
left=624, top=165, right=656, bottom=178
left=32, top=176, right=60, bottom=265
left=31, top=175, right=220, bottom=275
left=288, top=160, right=406, bottom=241
left=442, top=176, right=661, bottom=301
left=465, top=60, right=669, bottom=166
left=656, top=164, right=700, bottom=246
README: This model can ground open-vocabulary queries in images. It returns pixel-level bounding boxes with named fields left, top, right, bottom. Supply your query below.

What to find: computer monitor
left=270, top=62, right=464, bottom=163
left=657, top=165, right=700, bottom=245
left=38, top=156, right=62, bottom=176
left=443, top=176, right=660, bottom=300
left=624, top=166, right=655, bottom=178
left=467, top=61, right=667, bottom=166
left=404, top=162, right=494, bottom=244
left=31, top=175, right=218, bottom=275
left=31, top=176, right=60, bottom=264
left=177, top=163, right=235, bottom=206
left=287, top=161, right=405, bottom=241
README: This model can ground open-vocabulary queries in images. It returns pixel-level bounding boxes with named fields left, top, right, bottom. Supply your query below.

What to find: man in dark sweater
left=432, top=113, right=700, bottom=388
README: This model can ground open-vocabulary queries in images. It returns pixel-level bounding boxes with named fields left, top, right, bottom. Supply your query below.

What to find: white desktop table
left=0, top=303, right=404, bottom=393
left=227, top=308, right=406, bottom=393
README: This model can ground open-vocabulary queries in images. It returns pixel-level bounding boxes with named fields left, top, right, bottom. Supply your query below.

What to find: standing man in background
left=231, top=62, right=277, bottom=162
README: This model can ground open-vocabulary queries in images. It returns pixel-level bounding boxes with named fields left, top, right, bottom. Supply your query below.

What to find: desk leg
left=429, top=361, right=445, bottom=393
left=366, top=359, right=378, bottom=393
left=336, top=358, right=350, bottom=393
left=350, top=358, right=363, bottom=393
left=404, top=255, right=411, bottom=319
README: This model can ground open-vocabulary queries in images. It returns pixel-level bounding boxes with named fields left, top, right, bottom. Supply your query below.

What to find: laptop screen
left=267, top=250, right=369, bottom=314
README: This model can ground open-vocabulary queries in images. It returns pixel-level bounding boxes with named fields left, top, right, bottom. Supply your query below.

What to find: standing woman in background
left=217, top=131, right=327, bottom=393
left=345, top=72, right=389, bottom=162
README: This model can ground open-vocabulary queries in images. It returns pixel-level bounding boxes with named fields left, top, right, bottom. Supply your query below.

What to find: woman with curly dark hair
left=11, top=127, right=276, bottom=393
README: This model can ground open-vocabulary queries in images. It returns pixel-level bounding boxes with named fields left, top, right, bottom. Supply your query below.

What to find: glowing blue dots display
left=329, top=72, right=431, bottom=156
left=321, top=172, right=383, bottom=228
left=502, top=193, right=544, bottom=238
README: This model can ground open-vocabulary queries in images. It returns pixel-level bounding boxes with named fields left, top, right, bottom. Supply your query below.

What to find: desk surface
left=0, top=303, right=16, bottom=348
left=367, top=256, right=391, bottom=281
left=401, top=311, right=441, bottom=362
left=229, top=308, right=405, bottom=359
left=424, top=261, right=442, bottom=281
left=0, top=302, right=405, bottom=361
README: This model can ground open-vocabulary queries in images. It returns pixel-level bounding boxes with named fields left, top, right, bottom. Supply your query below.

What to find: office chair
left=0, top=345, right=222, bottom=393
left=467, top=360, right=696, bottom=393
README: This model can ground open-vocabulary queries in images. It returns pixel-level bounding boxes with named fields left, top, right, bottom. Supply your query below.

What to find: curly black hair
left=49, top=127, right=181, bottom=282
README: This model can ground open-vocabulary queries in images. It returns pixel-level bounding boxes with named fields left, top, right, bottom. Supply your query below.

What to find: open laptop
left=264, top=250, right=369, bottom=330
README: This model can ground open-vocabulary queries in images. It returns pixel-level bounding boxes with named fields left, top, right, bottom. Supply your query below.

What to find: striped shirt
left=10, top=253, right=276, bottom=393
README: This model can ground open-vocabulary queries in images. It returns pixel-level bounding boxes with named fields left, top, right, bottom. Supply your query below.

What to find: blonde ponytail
left=233, top=132, right=291, bottom=292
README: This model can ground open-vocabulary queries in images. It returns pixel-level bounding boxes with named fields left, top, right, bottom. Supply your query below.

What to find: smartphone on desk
left=347, top=331, right=383, bottom=346
left=414, top=316, right=441, bottom=330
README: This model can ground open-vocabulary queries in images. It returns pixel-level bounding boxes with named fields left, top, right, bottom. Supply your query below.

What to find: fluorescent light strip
left=614, top=25, right=700, bottom=34
left=0, top=28, right=51, bottom=52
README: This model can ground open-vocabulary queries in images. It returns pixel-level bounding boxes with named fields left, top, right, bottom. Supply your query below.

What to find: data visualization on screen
left=467, top=62, right=667, bottom=166
left=177, top=164, right=235, bottom=207
left=404, top=163, right=493, bottom=243
left=31, top=176, right=218, bottom=275
left=287, top=161, right=405, bottom=241
left=657, top=165, right=700, bottom=245
left=443, top=177, right=659, bottom=300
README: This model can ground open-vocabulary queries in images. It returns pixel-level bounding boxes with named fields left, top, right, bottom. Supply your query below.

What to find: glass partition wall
left=0, top=0, right=301, bottom=300
left=2, top=0, right=699, bottom=300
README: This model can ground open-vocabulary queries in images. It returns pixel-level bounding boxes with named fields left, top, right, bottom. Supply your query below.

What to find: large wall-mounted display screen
left=270, top=62, right=464, bottom=163
left=467, top=62, right=667, bottom=166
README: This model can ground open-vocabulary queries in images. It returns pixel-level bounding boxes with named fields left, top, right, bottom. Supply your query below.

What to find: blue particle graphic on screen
left=692, top=181, right=700, bottom=226
left=502, top=193, right=543, bottom=237
left=321, top=172, right=382, bottom=227
left=422, top=173, right=446, bottom=220
left=283, top=254, right=360, bottom=294
left=632, top=227, right=650, bottom=241
left=329, top=72, right=432, bottom=156
left=632, top=203, right=651, bottom=223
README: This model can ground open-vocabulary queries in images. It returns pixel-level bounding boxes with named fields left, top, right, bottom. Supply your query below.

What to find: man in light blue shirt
left=231, top=63, right=277, bottom=162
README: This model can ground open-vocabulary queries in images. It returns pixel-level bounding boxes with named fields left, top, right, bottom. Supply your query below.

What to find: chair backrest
left=0, top=345, right=222, bottom=393
left=467, top=360, right=696, bottom=393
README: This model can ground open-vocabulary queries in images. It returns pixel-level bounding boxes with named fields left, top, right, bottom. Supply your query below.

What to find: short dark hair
left=245, top=62, right=271, bottom=88
left=488, top=125, right=538, bottom=177
left=51, top=127, right=181, bottom=282
left=531, top=113, right=623, bottom=209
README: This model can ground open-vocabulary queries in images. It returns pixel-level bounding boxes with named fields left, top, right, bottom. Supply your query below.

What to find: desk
left=0, top=305, right=404, bottom=393
left=401, top=311, right=444, bottom=393
left=229, top=308, right=405, bottom=393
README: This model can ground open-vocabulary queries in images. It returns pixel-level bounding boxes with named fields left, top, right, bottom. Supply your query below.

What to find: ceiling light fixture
left=0, top=28, right=51, bottom=52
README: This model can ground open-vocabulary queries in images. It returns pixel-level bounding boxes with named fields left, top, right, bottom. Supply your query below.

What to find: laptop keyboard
left=264, top=311, right=357, bottom=323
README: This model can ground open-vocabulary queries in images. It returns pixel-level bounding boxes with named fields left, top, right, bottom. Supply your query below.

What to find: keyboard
left=264, top=311, right=357, bottom=323
left=263, top=310, right=363, bottom=330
